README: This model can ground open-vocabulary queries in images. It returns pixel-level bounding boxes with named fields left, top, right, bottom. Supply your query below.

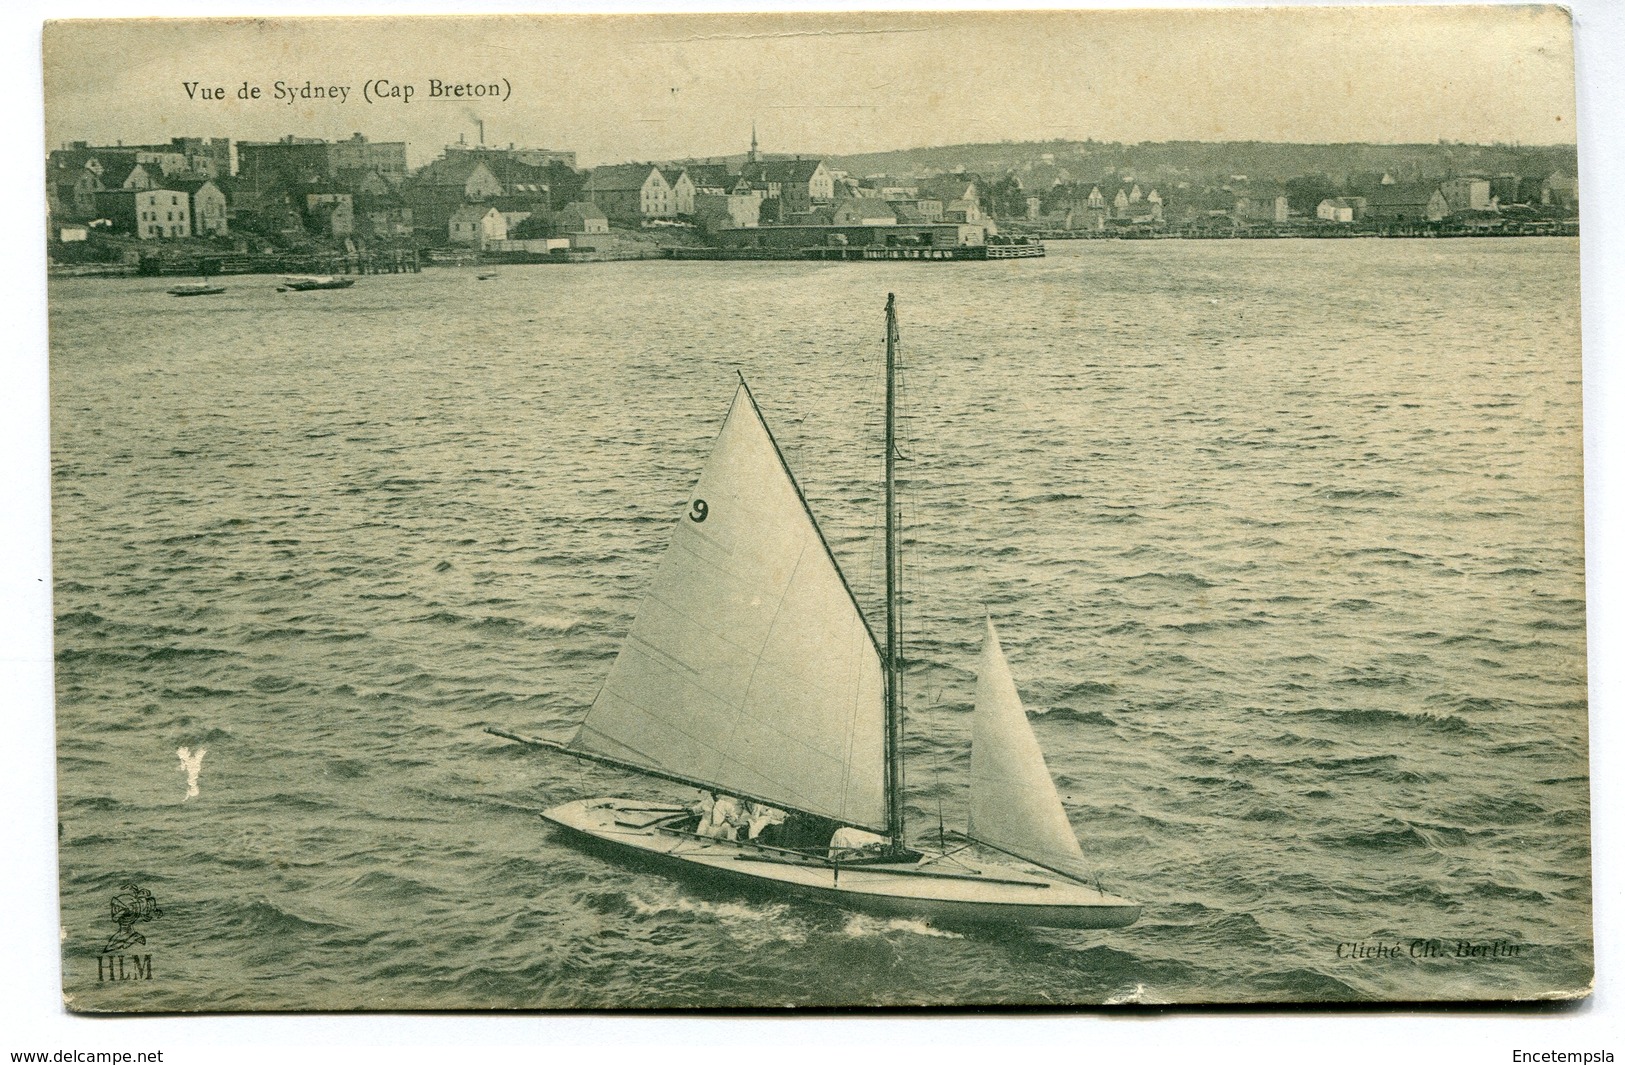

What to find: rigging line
left=928, top=687, right=947, bottom=852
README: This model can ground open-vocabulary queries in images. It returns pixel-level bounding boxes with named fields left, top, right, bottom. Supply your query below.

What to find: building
left=693, top=191, right=763, bottom=232
left=1440, top=177, right=1492, bottom=215
left=553, top=201, right=609, bottom=235
left=403, top=155, right=505, bottom=239
left=917, top=175, right=980, bottom=208
left=360, top=204, right=414, bottom=241
left=684, top=164, right=735, bottom=197
left=736, top=158, right=835, bottom=215
left=173, top=178, right=229, bottom=236
left=586, top=164, right=673, bottom=222
left=943, top=198, right=983, bottom=225
left=442, top=143, right=577, bottom=170
left=305, top=191, right=354, bottom=238
left=1315, top=196, right=1365, bottom=223
left=94, top=188, right=191, bottom=239
left=236, top=133, right=407, bottom=208
left=657, top=168, right=698, bottom=216
left=437, top=145, right=584, bottom=207
left=1362, top=183, right=1449, bottom=224
left=827, top=199, right=897, bottom=226
left=1231, top=187, right=1290, bottom=225
left=1542, top=172, right=1579, bottom=210
left=712, top=221, right=985, bottom=253
left=448, top=204, right=507, bottom=247
left=1490, top=174, right=1525, bottom=206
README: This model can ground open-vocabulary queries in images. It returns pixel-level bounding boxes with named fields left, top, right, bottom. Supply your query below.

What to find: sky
left=42, top=6, right=1578, bottom=168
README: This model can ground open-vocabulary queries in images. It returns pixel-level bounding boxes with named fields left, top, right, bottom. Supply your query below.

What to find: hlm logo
left=97, top=953, right=154, bottom=982
left=97, top=882, right=161, bottom=983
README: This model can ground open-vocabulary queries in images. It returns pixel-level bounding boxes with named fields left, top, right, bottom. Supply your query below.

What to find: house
left=828, top=199, right=897, bottom=226
left=586, top=164, right=673, bottom=222
left=1362, top=183, right=1449, bottom=224
left=943, top=198, right=983, bottom=225
left=305, top=191, right=354, bottom=238
left=1231, top=187, right=1290, bottom=224
left=173, top=178, right=229, bottom=236
left=361, top=205, right=414, bottom=240
left=918, top=175, right=980, bottom=207
left=1440, top=177, right=1492, bottom=215
left=684, top=164, right=735, bottom=197
left=692, top=192, right=762, bottom=232
left=410, top=156, right=505, bottom=201
left=448, top=204, right=507, bottom=247
left=736, top=158, right=835, bottom=215
left=50, top=167, right=105, bottom=221
left=1315, top=196, right=1364, bottom=223
left=1490, top=174, right=1525, bottom=206
left=94, top=188, right=191, bottom=239
left=102, top=160, right=158, bottom=191
left=1542, top=172, right=1579, bottom=210
left=553, top=201, right=609, bottom=235
left=660, top=168, right=698, bottom=216
left=403, top=156, right=505, bottom=239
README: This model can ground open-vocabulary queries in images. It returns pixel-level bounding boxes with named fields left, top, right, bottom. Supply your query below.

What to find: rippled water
left=51, top=239, right=1589, bottom=1008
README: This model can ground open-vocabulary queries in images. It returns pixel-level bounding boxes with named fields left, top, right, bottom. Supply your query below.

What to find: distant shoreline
left=45, top=227, right=1581, bottom=280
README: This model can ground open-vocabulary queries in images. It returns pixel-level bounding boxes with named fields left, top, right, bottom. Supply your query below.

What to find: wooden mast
left=884, top=293, right=905, bottom=847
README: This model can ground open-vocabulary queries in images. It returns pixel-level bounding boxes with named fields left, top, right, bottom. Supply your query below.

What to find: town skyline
left=44, top=9, right=1577, bottom=171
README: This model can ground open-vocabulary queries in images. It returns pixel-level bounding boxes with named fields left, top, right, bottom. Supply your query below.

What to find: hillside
left=824, top=139, right=1579, bottom=186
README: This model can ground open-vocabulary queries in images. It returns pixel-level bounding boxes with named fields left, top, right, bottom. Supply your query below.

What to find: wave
left=1036, top=707, right=1116, bottom=726
left=841, top=914, right=963, bottom=940
left=1165, top=617, right=1265, bottom=634
left=625, top=891, right=803, bottom=935
left=1014, top=491, right=1089, bottom=505
left=1102, top=982, right=1170, bottom=1005
left=1319, top=488, right=1403, bottom=501
left=1298, top=707, right=1474, bottom=734
left=1117, top=572, right=1216, bottom=589
left=236, top=898, right=346, bottom=937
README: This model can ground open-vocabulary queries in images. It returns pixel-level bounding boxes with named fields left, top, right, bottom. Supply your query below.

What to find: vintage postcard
left=44, top=8, right=1588, bottom=1010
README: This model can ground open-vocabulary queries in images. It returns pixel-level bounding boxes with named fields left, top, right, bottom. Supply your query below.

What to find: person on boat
left=695, top=792, right=747, bottom=840
left=743, top=801, right=786, bottom=842
left=828, top=826, right=888, bottom=860
left=688, top=790, right=715, bottom=828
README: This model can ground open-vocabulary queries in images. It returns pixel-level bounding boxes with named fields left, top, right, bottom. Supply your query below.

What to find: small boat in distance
left=278, top=275, right=357, bottom=292
left=489, top=295, right=1140, bottom=930
left=476, top=271, right=499, bottom=281
left=168, top=282, right=226, bottom=297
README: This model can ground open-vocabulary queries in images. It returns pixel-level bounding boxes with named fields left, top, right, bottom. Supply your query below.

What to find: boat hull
left=541, top=798, right=1141, bottom=930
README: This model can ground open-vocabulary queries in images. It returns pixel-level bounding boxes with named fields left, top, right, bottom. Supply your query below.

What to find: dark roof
left=589, top=164, right=660, bottom=192
left=1362, top=182, right=1441, bottom=207
left=684, top=164, right=734, bottom=189
left=831, top=198, right=896, bottom=222
left=559, top=201, right=607, bottom=220
left=98, top=159, right=151, bottom=188
left=739, top=158, right=826, bottom=185
left=168, top=177, right=221, bottom=196
left=412, top=156, right=496, bottom=188
left=448, top=204, right=497, bottom=223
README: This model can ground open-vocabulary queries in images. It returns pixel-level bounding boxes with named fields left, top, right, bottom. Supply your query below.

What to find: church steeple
left=749, top=122, right=759, bottom=164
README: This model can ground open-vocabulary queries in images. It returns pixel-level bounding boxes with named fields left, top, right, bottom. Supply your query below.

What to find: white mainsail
left=572, top=383, right=888, bottom=831
left=968, top=618, right=1095, bottom=882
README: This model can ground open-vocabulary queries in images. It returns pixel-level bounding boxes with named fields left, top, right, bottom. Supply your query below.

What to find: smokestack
left=478, top=120, right=484, bottom=146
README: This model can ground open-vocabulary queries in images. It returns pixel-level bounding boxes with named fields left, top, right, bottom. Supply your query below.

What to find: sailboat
left=489, top=295, right=1139, bottom=929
